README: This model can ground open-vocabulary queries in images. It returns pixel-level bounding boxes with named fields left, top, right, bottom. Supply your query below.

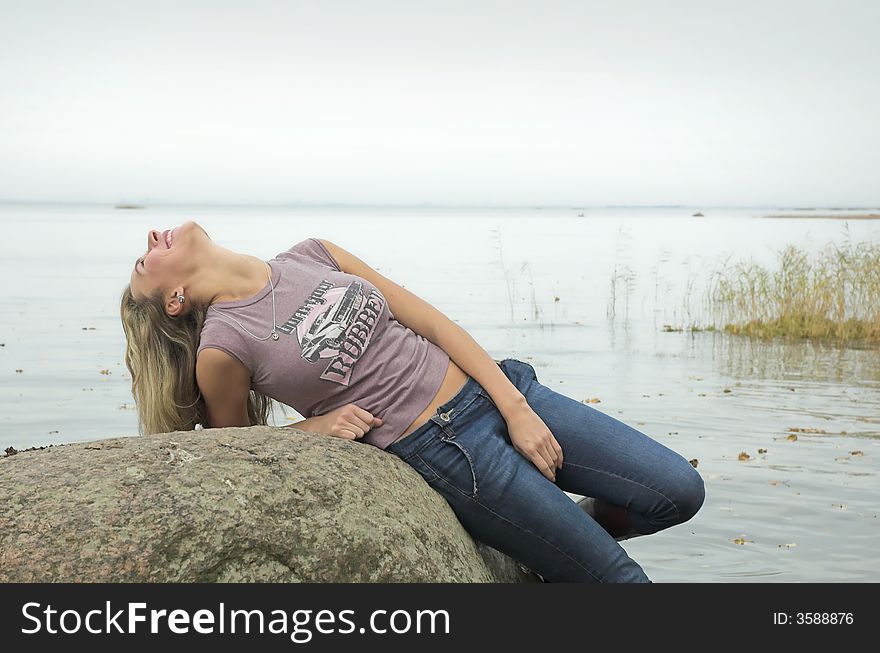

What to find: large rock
left=0, top=426, right=540, bottom=582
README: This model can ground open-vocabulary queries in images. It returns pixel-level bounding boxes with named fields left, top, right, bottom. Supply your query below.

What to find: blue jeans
left=386, top=358, right=706, bottom=583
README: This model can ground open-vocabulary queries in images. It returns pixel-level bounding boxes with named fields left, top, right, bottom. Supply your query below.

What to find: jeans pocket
left=418, top=434, right=479, bottom=499
left=408, top=453, right=440, bottom=484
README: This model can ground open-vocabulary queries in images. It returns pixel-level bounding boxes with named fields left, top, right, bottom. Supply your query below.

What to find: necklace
left=208, top=261, right=280, bottom=341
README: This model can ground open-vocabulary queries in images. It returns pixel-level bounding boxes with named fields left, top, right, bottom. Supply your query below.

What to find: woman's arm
left=196, top=348, right=252, bottom=428
left=318, top=239, right=525, bottom=416
left=284, top=415, right=329, bottom=432
left=285, top=404, right=383, bottom=440
left=319, top=239, right=563, bottom=478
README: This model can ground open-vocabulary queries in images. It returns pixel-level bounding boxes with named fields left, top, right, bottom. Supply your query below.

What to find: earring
left=177, top=295, right=185, bottom=304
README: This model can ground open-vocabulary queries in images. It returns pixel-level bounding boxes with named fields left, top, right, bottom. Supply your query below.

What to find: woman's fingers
left=512, top=437, right=560, bottom=482
left=351, top=405, right=383, bottom=429
left=343, top=414, right=372, bottom=434
left=532, top=450, right=556, bottom=482
left=537, top=446, right=558, bottom=481
left=552, top=437, right=564, bottom=470
left=538, top=433, right=564, bottom=478
left=338, top=425, right=364, bottom=440
left=541, top=430, right=563, bottom=470
left=331, top=405, right=384, bottom=440
left=519, top=440, right=557, bottom=482
left=321, top=403, right=385, bottom=440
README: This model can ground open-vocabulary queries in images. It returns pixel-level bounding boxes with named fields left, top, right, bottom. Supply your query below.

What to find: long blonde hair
left=119, top=285, right=275, bottom=434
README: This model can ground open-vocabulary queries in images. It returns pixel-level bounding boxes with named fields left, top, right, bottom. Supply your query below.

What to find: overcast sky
left=0, top=0, right=877, bottom=207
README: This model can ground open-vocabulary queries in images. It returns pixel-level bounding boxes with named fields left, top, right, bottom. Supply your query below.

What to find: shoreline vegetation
left=696, top=234, right=880, bottom=343
left=761, top=213, right=880, bottom=220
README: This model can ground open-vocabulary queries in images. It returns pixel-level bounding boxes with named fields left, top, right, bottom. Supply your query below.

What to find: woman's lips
left=163, top=229, right=172, bottom=248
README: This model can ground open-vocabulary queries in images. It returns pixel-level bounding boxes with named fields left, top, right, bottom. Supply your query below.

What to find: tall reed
left=706, top=237, right=880, bottom=342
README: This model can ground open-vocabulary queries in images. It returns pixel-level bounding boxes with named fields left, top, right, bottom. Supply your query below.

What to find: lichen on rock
left=0, top=426, right=540, bottom=583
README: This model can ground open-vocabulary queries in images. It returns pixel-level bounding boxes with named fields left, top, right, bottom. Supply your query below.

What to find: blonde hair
left=119, top=285, right=275, bottom=434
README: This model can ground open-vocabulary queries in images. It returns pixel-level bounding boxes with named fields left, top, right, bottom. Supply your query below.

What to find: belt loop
left=437, top=420, right=456, bottom=440
left=435, top=407, right=457, bottom=439
left=428, top=412, right=450, bottom=436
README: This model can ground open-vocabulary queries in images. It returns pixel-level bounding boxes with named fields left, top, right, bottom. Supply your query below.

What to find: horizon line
left=1, top=199, right=877, bottom=210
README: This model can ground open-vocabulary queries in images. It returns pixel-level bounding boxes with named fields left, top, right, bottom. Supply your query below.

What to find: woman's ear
left=165, top=286, right=187, bottom=317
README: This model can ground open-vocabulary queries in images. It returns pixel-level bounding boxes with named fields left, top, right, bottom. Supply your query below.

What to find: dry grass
left=705, top=235, right=880, bottom=342
left=608, top=224, right=636, bottom=322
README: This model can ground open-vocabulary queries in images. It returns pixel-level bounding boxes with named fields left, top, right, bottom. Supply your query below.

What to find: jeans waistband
left=386, top=360, right=504, bottom=460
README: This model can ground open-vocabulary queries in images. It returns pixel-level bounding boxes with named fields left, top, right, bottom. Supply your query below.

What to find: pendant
left=271, top=332, right=279, bottom=341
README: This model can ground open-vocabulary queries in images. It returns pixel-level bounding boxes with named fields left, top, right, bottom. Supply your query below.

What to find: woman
left=120, top=220, right=705, bottom=583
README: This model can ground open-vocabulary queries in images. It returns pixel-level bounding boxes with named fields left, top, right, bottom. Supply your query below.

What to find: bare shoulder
left=315, top=238, right=355, bottom=272
left=196, top=347, right=251, bottom=392
left=314, top=238, right=339, bottom=254
left=196, top=348, right=252, bottom=428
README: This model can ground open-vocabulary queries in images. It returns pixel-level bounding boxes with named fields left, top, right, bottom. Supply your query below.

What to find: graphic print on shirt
left=277, top=278, right=386, bottom=386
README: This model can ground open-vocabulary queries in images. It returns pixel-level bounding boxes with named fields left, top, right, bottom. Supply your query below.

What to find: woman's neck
left=201, top=247, right=271, bottom=306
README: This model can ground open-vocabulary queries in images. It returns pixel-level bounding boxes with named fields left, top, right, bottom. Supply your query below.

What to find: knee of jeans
left=674, top=467, right=706, bottom=524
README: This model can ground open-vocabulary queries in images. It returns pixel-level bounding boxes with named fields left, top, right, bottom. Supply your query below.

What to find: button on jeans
left=386, top=358, right=706, bottom=583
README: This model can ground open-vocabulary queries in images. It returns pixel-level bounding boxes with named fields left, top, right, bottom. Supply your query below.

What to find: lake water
left=1, top=203, right=878, bottom=582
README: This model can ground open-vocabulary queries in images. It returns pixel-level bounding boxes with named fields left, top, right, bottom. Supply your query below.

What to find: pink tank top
left=196, top=238, right=450, bottom=449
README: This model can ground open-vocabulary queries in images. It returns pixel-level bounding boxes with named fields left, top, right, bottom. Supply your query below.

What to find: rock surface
left=0, top=426, right=540, bottom=582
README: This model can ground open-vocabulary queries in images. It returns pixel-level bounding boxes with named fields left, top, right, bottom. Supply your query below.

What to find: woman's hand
left=317, top=404, right=384, bottom=440
left=504, top=404, right=564, bottom=482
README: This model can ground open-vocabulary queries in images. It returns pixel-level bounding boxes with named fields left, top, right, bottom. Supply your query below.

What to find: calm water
left=1, top=203, right=878, bottom=582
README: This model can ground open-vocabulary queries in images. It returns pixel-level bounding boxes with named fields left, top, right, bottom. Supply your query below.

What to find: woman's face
left=129, top=220, right=210, bottom=301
